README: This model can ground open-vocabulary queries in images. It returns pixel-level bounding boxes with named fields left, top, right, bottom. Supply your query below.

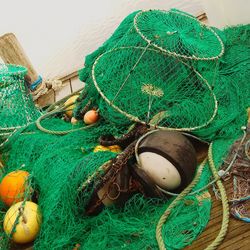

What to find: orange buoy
left=83, top=110, right=99, bottom=124
left=0, top=170, right=29, bottom=206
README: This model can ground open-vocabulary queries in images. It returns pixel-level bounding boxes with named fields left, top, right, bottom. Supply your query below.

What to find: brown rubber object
left=138, top=130, right=197, bottom=193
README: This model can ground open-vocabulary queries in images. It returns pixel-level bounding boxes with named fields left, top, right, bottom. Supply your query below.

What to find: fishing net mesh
left=92, top=47, right=217, bottom=130
left=0, top=64, right=41, bottom=149
left=78, top=9, right=225, bottom=131
left=0, top=9, right=249, bottom=250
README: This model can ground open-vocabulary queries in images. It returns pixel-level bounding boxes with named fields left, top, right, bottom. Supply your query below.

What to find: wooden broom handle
left=0, top=33, right=39, bottom=85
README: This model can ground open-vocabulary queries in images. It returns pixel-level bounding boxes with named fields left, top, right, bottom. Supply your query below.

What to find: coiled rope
left=36, top=107, right=98, bottom=135
left=156, top=143, right=229, bottom=250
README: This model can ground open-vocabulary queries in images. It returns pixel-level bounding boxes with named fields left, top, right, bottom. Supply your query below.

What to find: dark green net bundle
left=0, top=9, right=249, bottom=250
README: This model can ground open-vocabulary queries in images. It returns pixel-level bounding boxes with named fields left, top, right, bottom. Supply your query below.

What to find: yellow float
left=94, top=145, right=121, bottom=153
left=3, top=201, right=42, bottom=244
left=64, top=95, right=79, bottom=118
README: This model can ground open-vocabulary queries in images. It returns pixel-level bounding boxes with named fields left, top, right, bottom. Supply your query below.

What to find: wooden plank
left=197, top=13, right=208, bottom=22
left=0, top=33, right=39, bottom=85
left=185, top=181, right=250, bottom=250
left=36, top=89, right=55, bottom=108
left=71, top=76, right=85, bottom=92
left=59, top=71, right=78, bottom=82
left=55, top=80, right=71, bottom=102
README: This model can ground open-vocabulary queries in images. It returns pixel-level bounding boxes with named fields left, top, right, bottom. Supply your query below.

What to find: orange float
left=0, top=170, right=29, bottom=206
left=83, top=110, right=99, bottom=124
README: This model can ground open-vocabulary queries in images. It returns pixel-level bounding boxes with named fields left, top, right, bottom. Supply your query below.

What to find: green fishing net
left=92, top=47, right=218, bottom=130
left=134, top=9, right=224, bottom=59
left=0, top=64, right=41, bottom=149
left=0, top=9, right=249, bottom=250
left=77, top=9, right=224, bottom=131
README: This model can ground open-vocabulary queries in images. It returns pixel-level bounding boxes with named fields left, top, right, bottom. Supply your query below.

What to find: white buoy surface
left=139, top=152, right=181, bottom=190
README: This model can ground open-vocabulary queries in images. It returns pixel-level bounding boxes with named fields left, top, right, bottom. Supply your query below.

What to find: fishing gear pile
left=0, top=9, right=249, bottom=250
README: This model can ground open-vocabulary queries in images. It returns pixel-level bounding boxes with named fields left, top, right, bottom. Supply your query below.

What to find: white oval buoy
left=137, top=130, right=197, bottom=192
left=138, top=152, right=181, bottom=190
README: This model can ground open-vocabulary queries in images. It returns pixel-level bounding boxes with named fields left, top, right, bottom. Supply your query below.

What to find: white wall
left=203, top=0, right=250, bottom=28
left=0, top=0, right=203, bottom=79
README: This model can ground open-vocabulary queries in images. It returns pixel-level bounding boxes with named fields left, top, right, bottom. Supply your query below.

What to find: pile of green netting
left=0, top=64, right=41, bottom=150
left=75, top=9, right=225, bottom=131
left=0, top=9, right=249, bottom=250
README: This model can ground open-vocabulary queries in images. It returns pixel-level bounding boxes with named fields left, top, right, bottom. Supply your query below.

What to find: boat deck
left=186, top=182, right=249, bottom=250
